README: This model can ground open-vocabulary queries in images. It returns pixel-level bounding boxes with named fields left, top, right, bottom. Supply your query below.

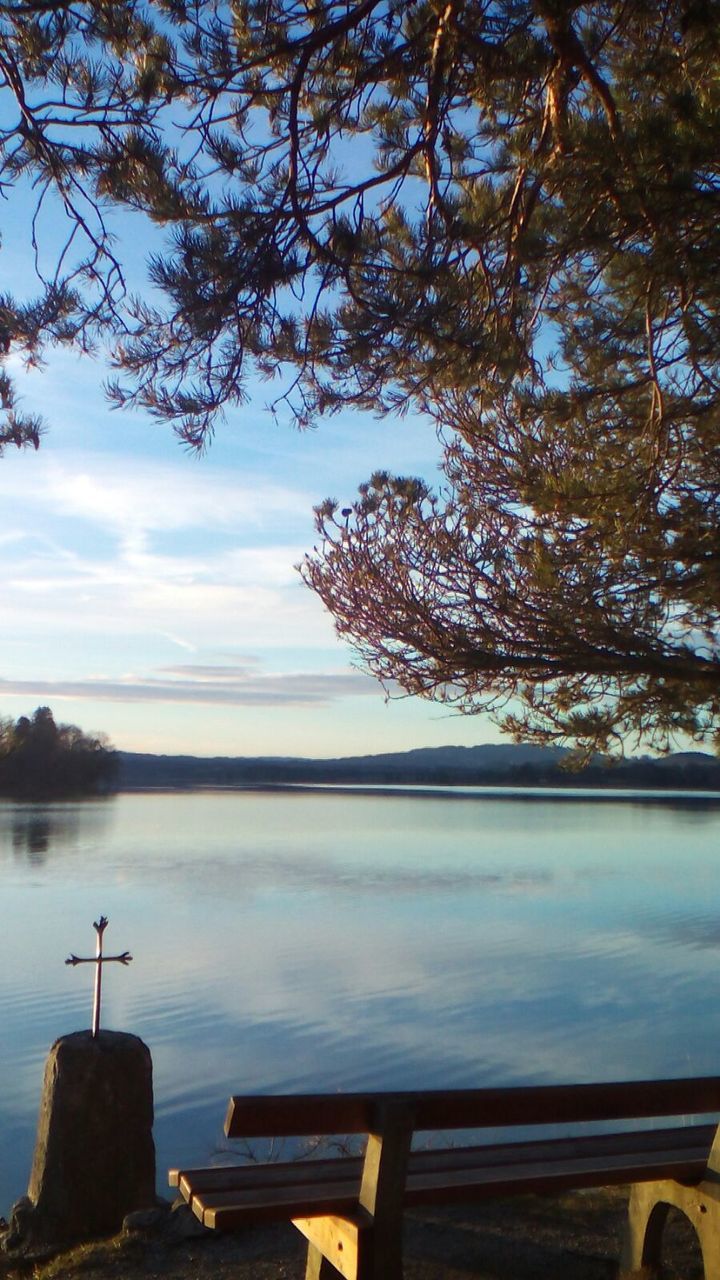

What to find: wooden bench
left=170, top=1077, right=720, bottom=1279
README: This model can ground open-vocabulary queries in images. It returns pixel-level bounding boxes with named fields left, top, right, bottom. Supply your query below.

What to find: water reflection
left=0, top=800, right=113, bottom=865
left=12, top=813, right=53, bottom=864
left=0, top=790, right=719, bottom=1215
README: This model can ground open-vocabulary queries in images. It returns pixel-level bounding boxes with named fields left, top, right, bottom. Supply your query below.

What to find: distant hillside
left=116, top=744, right=720, bottom=792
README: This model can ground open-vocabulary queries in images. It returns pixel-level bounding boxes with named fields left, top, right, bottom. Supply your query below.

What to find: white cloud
left=0, top=451, right=314, bottom=541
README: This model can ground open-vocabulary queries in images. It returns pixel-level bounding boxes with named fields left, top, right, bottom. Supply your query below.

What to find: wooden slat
left=199, top=1147, right=709, bottom=1230
left=408, top=1123, right=716, bottom=1174
left=171, top=1123, right=715, bottom=1198
left=199, top=1179, right=362, bottom=1230
left=187, top=1152, right=709, bottom=1231
left=225, top=1078, right=720, bottom=1138
left=403, top=1150, right=709, bottom=1205
left=174, top=1124, right=714, bottom=1230
left=171, top=1155, right=363, bottom=1198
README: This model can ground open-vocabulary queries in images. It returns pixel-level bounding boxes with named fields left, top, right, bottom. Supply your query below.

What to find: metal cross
left=66, top=916, right=132, bottom=1037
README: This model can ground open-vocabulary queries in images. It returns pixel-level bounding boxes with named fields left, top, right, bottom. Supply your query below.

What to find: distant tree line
left=116, top=747, right=720, bottom=793
left=0, top=707, right=118, bottom=798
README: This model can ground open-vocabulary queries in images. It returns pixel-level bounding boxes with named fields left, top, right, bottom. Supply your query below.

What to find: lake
left=1, top=787, right=720, bottom=1213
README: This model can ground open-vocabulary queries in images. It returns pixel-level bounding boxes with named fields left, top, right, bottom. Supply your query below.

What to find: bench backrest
left=225, top=1077, right=720, bottom=1138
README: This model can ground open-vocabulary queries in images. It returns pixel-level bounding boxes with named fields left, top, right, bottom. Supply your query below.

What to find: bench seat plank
left=171, top=1121, right=716, bottom=1195
left=403, top=1148, right=710, bottom=1204
left=171, top=1156, right=364, bottom=1204
left=172, top=1123, right=715, bottom=1231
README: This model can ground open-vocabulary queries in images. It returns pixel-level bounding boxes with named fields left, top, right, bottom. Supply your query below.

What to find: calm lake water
left=1, top=787, right=720, bottom=1212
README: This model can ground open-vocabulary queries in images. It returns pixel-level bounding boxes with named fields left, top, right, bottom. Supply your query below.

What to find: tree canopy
left=1, top=1, right=719, bottom=754
left=0, top=707, right=118, bottom=797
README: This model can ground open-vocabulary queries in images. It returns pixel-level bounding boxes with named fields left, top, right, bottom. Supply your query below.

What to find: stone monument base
left=17, top=1030, right=156, bottom=1246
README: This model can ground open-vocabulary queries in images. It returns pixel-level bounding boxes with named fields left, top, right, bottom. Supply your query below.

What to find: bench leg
left=305, top=1242, right=335, bottom=1279
left=620, top=1183, right=668, bottom=1277
left=295, top=1213, right=375, bottom=1280
left=620, top=1180, right=720, bottom=1280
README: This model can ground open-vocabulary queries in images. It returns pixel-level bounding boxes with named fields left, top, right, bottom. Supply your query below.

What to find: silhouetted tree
left=0, top=708, right=118, bottom=797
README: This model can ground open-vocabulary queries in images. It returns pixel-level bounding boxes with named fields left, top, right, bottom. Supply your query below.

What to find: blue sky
left=1, top=338, right=505, bottom=758
left=0, top=72, right=512, bottom=761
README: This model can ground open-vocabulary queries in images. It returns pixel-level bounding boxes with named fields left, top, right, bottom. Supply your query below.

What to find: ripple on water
left=1, top=791, right=719, bottom=1212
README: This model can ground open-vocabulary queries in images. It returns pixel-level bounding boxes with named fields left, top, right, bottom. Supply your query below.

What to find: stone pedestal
left=24, top=1030, right=156, bottom=1244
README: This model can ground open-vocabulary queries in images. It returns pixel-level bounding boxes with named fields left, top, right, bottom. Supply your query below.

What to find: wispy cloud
left=160, top=633, right=198, bottom=653
left=1, top=450, right=334, bottom=655
left=0, top=452, right=313, bottom=540
left=0, top=664, right=380, bottom=707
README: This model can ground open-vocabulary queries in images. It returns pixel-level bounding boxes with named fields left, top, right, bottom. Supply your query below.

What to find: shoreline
left=101, top=784, right=720, bottom=807
left=12, top=781, right=718, bottom=804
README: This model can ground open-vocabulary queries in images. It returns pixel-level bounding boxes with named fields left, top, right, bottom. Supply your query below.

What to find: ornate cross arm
left=65, top=916, right=133, bottom=1037
left=66, top=951, right=132, bottom=966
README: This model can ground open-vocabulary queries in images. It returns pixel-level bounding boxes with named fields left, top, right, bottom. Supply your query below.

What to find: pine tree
left=2, top=1, right=719, bottom=752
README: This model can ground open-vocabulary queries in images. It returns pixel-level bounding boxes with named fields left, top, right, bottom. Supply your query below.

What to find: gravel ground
left=0, top=1188, right=706, bottom=1280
